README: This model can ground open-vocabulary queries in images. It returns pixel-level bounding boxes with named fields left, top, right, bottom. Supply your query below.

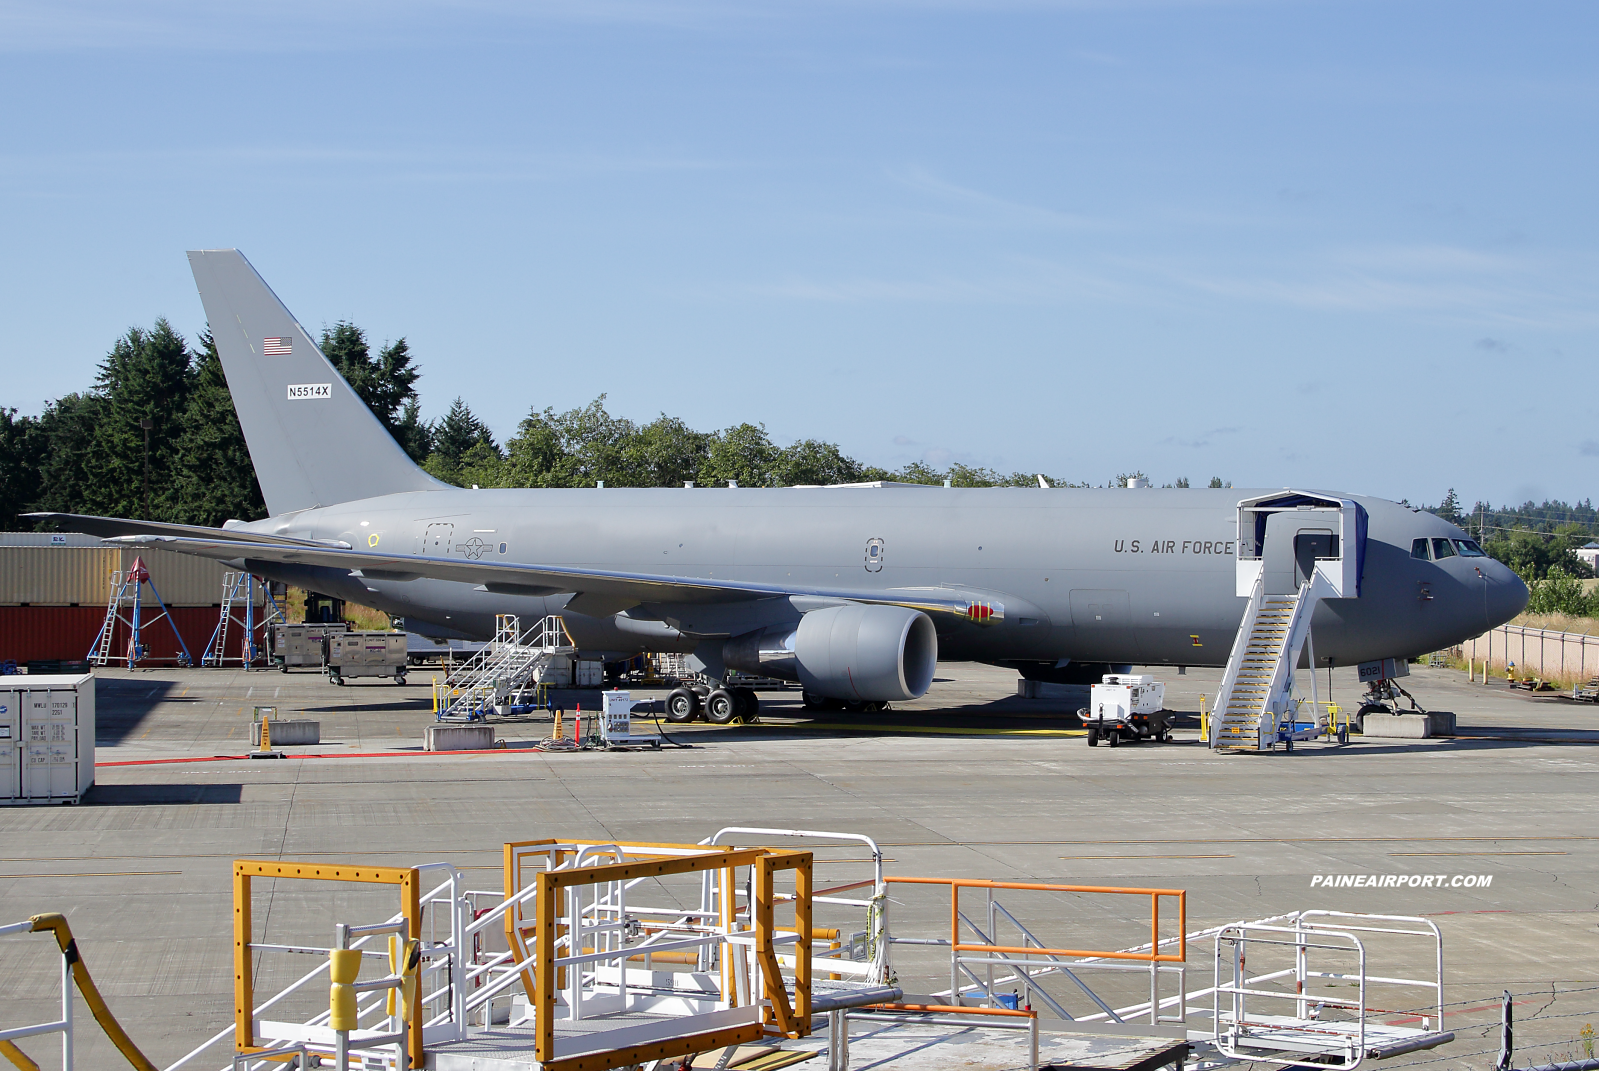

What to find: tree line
left=1, top=320, right=1240, bottom=529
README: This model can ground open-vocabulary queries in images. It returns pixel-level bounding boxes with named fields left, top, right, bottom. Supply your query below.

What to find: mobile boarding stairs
left=1212, top=493, right=1363, bottom=752
left=435, top=614, right=577, bottom=722
left=136, top=826, right=1454, bottom=1071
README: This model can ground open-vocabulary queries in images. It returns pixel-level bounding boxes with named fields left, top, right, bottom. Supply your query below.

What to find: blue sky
left=2, top=1, right=1594, bottom=505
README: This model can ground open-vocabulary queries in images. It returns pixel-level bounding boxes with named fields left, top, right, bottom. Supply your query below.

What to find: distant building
left=1575, top=542, right=1599, bottom=572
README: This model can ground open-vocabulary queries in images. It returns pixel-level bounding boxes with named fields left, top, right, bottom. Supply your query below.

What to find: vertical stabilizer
left=187, top=249, right=443, bottom=515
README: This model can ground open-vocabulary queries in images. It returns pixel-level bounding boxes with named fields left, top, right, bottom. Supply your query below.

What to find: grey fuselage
left=233, top=484, right=1528, bottom=671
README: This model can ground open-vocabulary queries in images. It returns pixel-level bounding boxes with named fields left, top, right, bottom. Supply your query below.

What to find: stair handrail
left=1212, top=572, right=1266, bottom=746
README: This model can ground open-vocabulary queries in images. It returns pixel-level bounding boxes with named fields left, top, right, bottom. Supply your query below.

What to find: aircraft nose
left=1474, top=559, right=1529, bottom=629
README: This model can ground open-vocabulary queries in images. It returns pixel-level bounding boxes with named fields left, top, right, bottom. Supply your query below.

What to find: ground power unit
left=1083, top=673, right=1171, bottom=747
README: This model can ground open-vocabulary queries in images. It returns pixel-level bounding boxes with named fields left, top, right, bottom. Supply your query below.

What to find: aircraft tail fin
left=187, top=249, right=444, bottom=515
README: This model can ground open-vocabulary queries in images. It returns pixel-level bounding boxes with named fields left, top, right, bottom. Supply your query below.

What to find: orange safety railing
left=885, top=877, right=1186, bottom=963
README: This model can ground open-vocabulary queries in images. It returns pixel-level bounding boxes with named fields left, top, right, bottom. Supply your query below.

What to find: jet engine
left=723, top=603, right=937, bottom=702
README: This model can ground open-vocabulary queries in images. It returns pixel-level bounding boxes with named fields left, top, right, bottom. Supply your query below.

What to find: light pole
left=139, top=417, right=153, bottom=519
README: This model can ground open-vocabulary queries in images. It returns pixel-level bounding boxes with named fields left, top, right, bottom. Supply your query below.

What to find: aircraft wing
left=54, top=527, right=1000, bottom=624
left=26, top=512, right=355, bottom=549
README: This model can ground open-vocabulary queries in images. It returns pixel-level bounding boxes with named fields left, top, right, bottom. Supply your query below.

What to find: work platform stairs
left=435, top=613, right=575, bottom=722
left=159, top=828, right=1454, bottom=1071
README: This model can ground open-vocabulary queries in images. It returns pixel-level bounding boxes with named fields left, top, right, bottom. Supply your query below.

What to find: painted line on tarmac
left=752, top=722, right=1085, bottom=737
left=0, top=871, right=183, bottom=879
left=1389, top=850, right=1568, bottom=856
left=1060, top=854, right=1234, bottom=860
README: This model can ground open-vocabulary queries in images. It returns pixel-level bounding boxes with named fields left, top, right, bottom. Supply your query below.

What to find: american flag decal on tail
left=263, top=337, right=292, bottom=355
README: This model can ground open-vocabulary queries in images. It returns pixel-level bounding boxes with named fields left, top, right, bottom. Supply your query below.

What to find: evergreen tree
left=0, top=408, right=45, bottom=529
left=89, top=319, right=194, bottom=519
left=167, top=332, right=266, bottom=526
left=423, top=397, right=502, bottom=486
left=320, top=323, right=424, bottom=450
left=29, top=392, right=106, bottom=520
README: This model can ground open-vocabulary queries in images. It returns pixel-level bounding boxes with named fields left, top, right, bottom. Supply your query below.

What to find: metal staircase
left=436, top=614, right=576, bottom=721
left=1212, top=584, right=1311, bottom=750
left=1211, top=493, right=1365, bottom=752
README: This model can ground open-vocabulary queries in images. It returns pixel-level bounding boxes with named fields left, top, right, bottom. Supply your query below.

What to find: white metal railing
left=0, top=919, right=73, bottom=1070
left=436, top=614, right=575, bottom=721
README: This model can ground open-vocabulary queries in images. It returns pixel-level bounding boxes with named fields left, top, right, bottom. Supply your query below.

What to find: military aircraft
left=35, top=250, right=1528, bottom=721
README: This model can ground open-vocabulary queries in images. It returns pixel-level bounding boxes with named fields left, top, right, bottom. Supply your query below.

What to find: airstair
left=434, top=614, right=576, bottom=721
left=1212, top=494, right=1365, bottom=752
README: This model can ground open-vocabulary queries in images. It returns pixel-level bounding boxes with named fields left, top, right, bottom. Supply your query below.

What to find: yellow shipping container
left=0, top=547, right=119, bottom=605
left=0, top=546, right=265, bottom=607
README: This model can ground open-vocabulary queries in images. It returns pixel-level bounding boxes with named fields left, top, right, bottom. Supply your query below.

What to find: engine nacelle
left=723, top=604, right=938, bottom=702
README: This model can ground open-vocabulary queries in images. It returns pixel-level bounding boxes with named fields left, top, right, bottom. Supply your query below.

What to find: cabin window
left=1432, top=538, right=1457, bottom=560
left=1454, top=539, right=1487, bottom=557
left=1411, top=538, right=1431, bottom=560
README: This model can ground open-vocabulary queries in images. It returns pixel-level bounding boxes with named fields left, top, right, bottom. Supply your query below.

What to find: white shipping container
left=0, top=674, right=94, bottom=805
left=575, top=660, right=604, bottom=688
left=539, top=656, right=572, bottom=686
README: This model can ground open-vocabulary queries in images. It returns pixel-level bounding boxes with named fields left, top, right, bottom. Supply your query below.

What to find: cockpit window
left=1454, top=539, right=1487, bottom=557
left=1411, top=538, right=1431, bottom=560
left=1432, top=537, right=1457, bottom=560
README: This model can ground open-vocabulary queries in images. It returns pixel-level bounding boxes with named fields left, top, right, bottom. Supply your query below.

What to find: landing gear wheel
left=733, top=687, right=759, bottom=723
left=1087, top=728, right=1099, bottom=747
left=704, top=689, right=737, bottom=725
left=1107, top=729, right=1119, bottom=748
left=665, top=688, right=699, bottom=723
left=802, top=691, right=828, bottom=711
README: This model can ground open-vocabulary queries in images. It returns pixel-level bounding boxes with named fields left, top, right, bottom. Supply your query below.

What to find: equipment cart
left=270, top=622, right=349, bottom=673
left=1082, top=673, right=1170, bottom=746
left=326, top=631, right=408, bottom=686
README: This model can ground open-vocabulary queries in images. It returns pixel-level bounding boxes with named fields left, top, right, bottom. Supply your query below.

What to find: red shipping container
left=0, top=606, right=248, bottom=665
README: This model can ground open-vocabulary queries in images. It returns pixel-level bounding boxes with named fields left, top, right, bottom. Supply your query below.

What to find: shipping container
left=0, top=675, right=95, bottom=805
left=0, top=606, right=227, bottom=664
left=0, top=538, right=263, bottom=608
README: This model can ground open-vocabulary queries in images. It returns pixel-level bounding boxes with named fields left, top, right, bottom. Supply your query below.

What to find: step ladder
left=91, top=570, right=129, bottom=666
left=436, top=614, right=576, bottom=721
left=201, top=572, right=250, bottom=666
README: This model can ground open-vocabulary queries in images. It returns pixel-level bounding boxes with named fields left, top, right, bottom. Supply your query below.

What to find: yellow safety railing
left=0, top=914, right=158, bottom=1071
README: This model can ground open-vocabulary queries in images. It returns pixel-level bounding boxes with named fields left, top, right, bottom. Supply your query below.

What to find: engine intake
left=723, top=603, right=937, bottom=702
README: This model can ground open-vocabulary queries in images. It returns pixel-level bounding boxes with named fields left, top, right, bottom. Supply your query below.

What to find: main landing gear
left=664, top=684, right=761, bottom=724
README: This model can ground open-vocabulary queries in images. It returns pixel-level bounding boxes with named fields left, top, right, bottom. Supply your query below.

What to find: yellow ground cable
left=0, top=1040, right=39, bottom=1071
left=27, top=913, right=158, bottom=1071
